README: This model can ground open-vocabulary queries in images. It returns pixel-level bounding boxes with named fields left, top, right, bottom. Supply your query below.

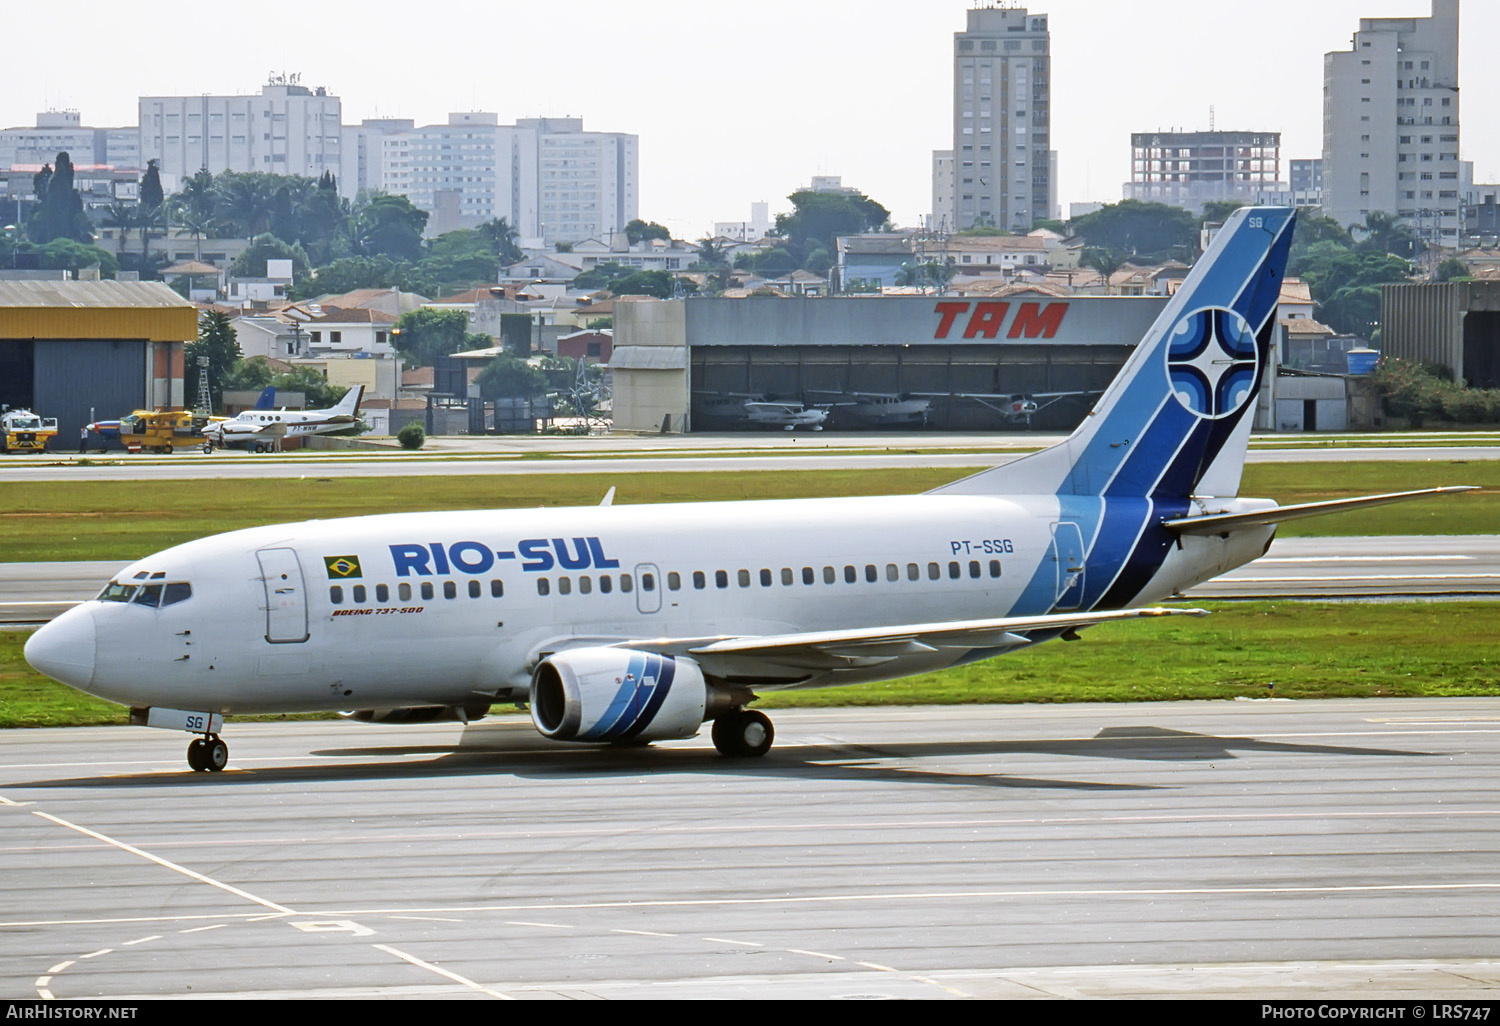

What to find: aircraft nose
left=24, top=605, right=97, bottom=690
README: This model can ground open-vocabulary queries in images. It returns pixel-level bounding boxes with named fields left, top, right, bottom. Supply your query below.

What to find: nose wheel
left=187, top=735, right=229, bottom=772
left=711, top=710, right=774, bottom=758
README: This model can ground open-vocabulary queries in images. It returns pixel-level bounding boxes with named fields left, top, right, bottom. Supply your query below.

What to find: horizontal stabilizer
left=1163, top=487, right=1478, bottom=536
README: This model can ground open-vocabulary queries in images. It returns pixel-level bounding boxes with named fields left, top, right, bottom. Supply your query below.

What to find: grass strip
left=3, top=601, right=1496, bottom=729
left=1, top=461, right=1495, bottom=563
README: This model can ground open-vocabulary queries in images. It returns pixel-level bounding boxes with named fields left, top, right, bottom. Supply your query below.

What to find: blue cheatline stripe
left=1073, top=498, right=1154, bottom=611
left=581, top=651, right=649, bottom=740
left=1098, top=498, right=1192, bottom=610
left=618, top=657, right=678, bottom=741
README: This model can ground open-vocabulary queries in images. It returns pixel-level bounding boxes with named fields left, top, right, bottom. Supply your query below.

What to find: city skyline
left=5, top=0, right=1497, bottom=238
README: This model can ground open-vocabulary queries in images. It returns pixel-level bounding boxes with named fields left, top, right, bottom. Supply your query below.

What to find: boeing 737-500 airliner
left=24, top=207, right=1473, bottom=771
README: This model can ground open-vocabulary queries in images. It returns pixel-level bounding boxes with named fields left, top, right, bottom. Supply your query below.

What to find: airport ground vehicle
left=0, top=408, right=59, bottom=453
left=117, top=408, right=218, bottom=454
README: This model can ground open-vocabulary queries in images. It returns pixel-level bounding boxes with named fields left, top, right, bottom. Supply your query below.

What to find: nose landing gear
left=187, top=735, right=229, bottom=772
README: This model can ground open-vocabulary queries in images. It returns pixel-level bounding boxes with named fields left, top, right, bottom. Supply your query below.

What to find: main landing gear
left=711, top=709, right=775, bottom=758
left=186, top=734, right=229, bottom=772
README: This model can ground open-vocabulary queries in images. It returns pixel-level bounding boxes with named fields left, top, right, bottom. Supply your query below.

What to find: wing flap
left=604, top=608, right=1204, bottom=681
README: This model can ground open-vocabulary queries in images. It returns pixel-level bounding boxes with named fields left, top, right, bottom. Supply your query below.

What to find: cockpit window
left=98, top=583, right=136, bottom=602
left=162, top=583, right=192, bottom=607
left=98, top=581, right=192, bottom=606
left=133, top=584, right=164, bottom=607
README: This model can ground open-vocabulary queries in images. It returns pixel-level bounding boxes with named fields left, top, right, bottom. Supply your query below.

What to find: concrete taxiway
left=3, top=700, right=1500, bottom=999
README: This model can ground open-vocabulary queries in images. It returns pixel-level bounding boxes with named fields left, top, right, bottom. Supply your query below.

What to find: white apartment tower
left=139, top=78, right=343, bottom=193
left=951, top=4, right=1052, bottom=232
left=374, top=115, right=637, bottom=244
left=1323, top=0, right=1462, bottom=245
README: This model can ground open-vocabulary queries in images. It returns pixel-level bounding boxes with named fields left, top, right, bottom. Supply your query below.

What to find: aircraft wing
left=1163, top=488, right=1478, bottom=536
left=617, top=607, right=1205, bottom=679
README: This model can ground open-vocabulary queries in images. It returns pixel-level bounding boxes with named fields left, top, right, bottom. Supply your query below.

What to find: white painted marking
left=122, top=936, right=161, bottom=946
left=506, top=921, right=573, bottom=930
left=372, top=943, right=514, bottom=1000
left=1257, top=556, right=1473, bottom=564
left=611, top=929, right=677, bottom=938
left=788, top=949, right=844, bottom=961
left=389, top=915, right=464, bottom=923
left=46, top=960, right=73, bottom=974
left=703, top=937, right=764, bottom=947
left=79, top=949, right=112, bottom=959
left=1226, top=574, right=1500, bottom=583
left=180, top=925, right=226, bottom=935
left=858, top=961, right=899, bottom=972
left=29, top=810, right=296, bottom=915
left=291, top=921, right=374, bottom=936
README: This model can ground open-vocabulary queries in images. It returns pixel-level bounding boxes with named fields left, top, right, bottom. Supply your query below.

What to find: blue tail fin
left=932, top=206, right=1296, bottom=500
left=253, top=387, right=276, bottom=411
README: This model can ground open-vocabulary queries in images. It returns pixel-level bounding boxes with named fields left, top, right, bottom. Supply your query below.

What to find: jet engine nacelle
left=530, top=648, right=706, bottom=744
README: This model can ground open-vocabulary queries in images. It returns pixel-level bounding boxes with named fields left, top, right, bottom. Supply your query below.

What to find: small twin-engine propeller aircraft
left=25, top=208, right=1474, bottom=772
left=204, top=385, right=365, bottom=452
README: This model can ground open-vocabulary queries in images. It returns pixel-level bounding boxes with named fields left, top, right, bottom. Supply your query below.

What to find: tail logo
left=1166, top=307, right=1260, bottom=420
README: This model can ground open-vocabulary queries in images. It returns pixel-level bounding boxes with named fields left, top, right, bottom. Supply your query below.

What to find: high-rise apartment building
left=139, top=77, right=343, bottom=193
left=950, top=4, right=1052, bottom=232
left=374, top=115, right=637, bottom=244
left=1323, top=0, right=1461, bottom=244
left=1127, top=131, right=1283, bottom=213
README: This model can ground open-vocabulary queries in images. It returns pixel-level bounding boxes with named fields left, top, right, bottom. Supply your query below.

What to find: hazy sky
left=6, top=0, right=1495, bottom=237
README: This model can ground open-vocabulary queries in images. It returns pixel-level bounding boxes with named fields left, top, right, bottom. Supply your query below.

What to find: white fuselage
left=37, top=493, right=1273, bottom=717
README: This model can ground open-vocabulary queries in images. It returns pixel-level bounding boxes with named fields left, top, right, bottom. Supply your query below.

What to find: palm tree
left=102, top=203, right=135, bottom=259
left=1081, top=247, right=1129, bottom=295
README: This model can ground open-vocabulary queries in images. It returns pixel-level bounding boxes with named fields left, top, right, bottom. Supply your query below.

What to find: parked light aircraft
left=25, top=208, right=1474, bottom=773
left=205, top=385, right=365, bottom=452
left=695, top=394, right=830, bottom=432
left=920, top=389, right=1102, bottom=427
left=807, top=391, right=932, bottom=428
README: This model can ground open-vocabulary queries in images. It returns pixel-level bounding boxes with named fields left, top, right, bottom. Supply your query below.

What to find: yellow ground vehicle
left=1, top=408, right=59, bottom=453
left=118, top=408, right=219, bottom=454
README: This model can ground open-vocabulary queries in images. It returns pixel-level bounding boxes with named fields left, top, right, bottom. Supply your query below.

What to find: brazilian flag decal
left=324, top=555, right=363, bottom=580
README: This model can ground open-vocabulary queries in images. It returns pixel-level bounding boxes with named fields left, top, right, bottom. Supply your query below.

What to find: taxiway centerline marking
left=29, top=810, right=296, bottom=915
left=372, top=943, right=514, bottom=1000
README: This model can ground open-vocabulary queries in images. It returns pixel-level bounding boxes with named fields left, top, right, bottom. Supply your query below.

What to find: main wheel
left=163, top=444, right=173, bottom=454
left=202, top=443, right=212, bottom=454
left=187, top=738, right=208, bottom=772
left=711, top=710, right=774, bottom=758
left=205, top=737, right=229, bottom=772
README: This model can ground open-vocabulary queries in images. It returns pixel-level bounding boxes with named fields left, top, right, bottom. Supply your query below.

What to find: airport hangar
left=0, top=280, right=197, bottom=443
left=609, top=294, right=1177, bottom=433
left=1381, top=280, right=1500, bottom=388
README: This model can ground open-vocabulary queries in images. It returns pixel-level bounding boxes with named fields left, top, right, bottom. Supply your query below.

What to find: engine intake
left=531, top=648, right=707, bottom=743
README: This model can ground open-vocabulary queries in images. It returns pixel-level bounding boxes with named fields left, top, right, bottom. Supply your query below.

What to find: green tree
left=353, top=193, right=428, bottom=262
left=419, top=229, right=504, bottom=294
left=28, top=153, right=91, bottom=244
left=187, top=311, right=242, bottom=411
left=393, top=308, right=490, bottom=367
left=1354, top=210, right=1421, bottom=259
left=625, top=219, right=672, bottom=244
left=231, top=233, right=311, bottom=279
left=1071, top=200, right=1197, bottom=262
left=475, top=217, right=523, bottom=265
left=476, top=355, right=549, bottom=399
left=1080, top=247, right=1130, bottom=294
left=773, top=190, right=891, bottom=264
left=1200, top=200, right=1245, bottom=225
left=289, top=255, right=436, bottom=301
left=33, top=238, right=118, bottom=278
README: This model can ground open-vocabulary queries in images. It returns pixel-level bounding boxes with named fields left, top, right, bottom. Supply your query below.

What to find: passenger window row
left=534, top=562, right=1002, bottom=597
left=329, top=579, right=505, bottom=605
